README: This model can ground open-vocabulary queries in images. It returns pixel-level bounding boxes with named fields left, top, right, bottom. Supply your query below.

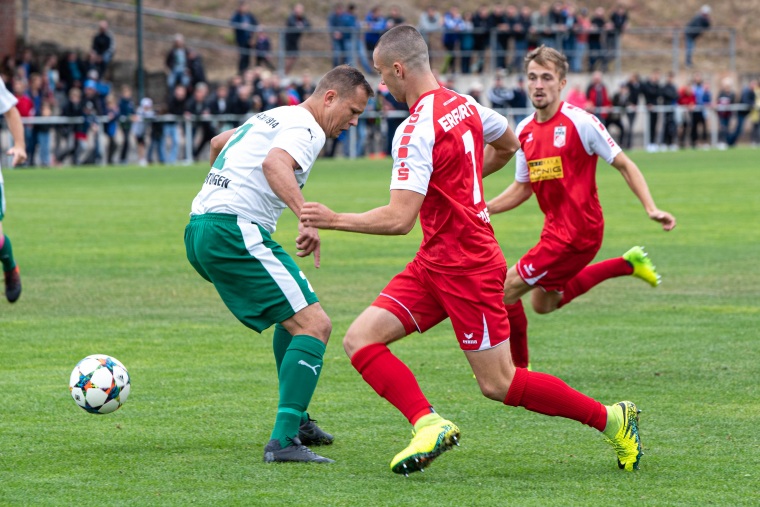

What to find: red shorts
left=516, top=240, right=600, bottom=292
left=372, top=259, right=510, bottom=351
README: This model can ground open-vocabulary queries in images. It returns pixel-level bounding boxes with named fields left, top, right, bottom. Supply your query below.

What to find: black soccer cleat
left=263, top=437, right=335, bottom=463
left=4, top=266, right=21, bottom=303
left=298, top=417, right=334, bottom=446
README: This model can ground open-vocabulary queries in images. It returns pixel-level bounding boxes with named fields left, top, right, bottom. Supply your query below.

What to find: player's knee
left=476, top=378, right=508, bottom=402
left=342, top=331, right=360, bottom=358
left=532, top=302, right=555, bottom=315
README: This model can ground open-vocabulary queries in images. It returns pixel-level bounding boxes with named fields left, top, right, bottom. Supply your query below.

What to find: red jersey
left=514, top=101, right=622, bottom=251
left=390, top=87, right=509, bottom=274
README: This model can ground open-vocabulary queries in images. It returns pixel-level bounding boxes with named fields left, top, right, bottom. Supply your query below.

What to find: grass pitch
left=0, top=148, right=758, bottom=506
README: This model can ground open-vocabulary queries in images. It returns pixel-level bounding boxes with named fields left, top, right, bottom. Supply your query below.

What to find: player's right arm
left=209, top=128, right=236, bottom=167
left=2, top=107, right=27, bottom=167
left=301, top=189, right=425, bottom=236
left=482, top=125, right=520, bottom=178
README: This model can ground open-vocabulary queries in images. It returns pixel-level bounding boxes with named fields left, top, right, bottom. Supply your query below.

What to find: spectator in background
left=549, top=2, right=568, bottom=51
left=91, top=20, right=115, bottom=78
left=509, top=75, right=529, bottom=124
left=586, top=71, right=611, bottom=123
left=328, top=3, right=349, bottom=67
left=564, top=82, right=587, bottom=108
left=418, top=5, right=442, bottom=47
left=185, top=82, right=214, bottom=161
left=285, top=4, right=311, bottom=75
left=561, top=6, right=578, bottom=72
left=716, top=77, right=735, bottom=149
left=377, top=82, right=408, bottom=157
left=573, top=7, right=591, bottom=73
left=26, top=73, right=45, bottom=167
left=691, top=72, right=710, bottom=148
left=147, top=104, right=166, bottom=165
left=230, top=1, right=258, bottom=74
left=103, top=94, right=119, bottom=165
left=441, top=7, right=466, bottom=74
left=531, top=3, right=553, bottom=48
left=209, top=82, right=234, bottom=134
left=588, top=7, right=607, bottom=71
left=685, top=5, right=711, bottom=68
left=512, top=6, right=532, bottom=72
left=254, top=30, right=276, bottom=71
left=345, top=4, right=372, bottom=72
left=470, top=5, right=490, bottom=74
left=750, top=80, right=760, bottom=147
left=59, top=51, right=85, bottom=92
left=608, top=3, right=628, bottom=65
left=661, top=72, right=679, bottom=149
left=385, top=5, right=405, bottom=29
left=677, top=83, right=696, bottom=148
left=187, top=49, right=207, bottom=89
left=608, top=83, right=629, bottom=148
left=58, top=87, right=86, bottom=165
left=460, top=11, right=476, bottom=74
left=364, top=6, right=386, bottom=56
left=16, top=49, right=39, bottom=80
left=117, top=84, right=135, bottom=164
left=728, top=79, right=756, bottom=147
left=487, top=71, right=511, bottom=109
left=296, top=72, right=316, bottom=102
left=623, top=73, right=642, bottom=149
left=81, top=81, right=104, bottom=164
left=166, top=34, right=190, bottom=89
left=35, top=100, right=53, bottom=167
left=131, top=97, right=153, bottom=166
left=642, top=69, right=662, bottom=151
left=487, top=5, right=509, bottom=71
left=166, top=84, right=188, bottom=164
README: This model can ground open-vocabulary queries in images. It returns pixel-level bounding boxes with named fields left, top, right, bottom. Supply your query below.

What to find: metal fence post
left=184, top=117, right=193, bottom=164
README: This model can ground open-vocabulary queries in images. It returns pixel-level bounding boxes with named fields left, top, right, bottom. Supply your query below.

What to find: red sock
left=351, top=343, right=432, bottom=425
left=505, top=301, right=529, bottom=368
left=558, top=258, right=633, bottom=308
left=504, top=367, right=607, bottom=431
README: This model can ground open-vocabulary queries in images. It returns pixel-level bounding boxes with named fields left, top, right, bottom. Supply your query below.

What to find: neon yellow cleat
left=623, top=246, right=660, bottom=287
left=604, top=401, right=643, bottom=471
left=390, top=414, right=460, bottom=476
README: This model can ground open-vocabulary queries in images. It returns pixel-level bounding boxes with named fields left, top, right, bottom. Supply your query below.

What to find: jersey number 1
left=462, top=130, right=481, bottom=205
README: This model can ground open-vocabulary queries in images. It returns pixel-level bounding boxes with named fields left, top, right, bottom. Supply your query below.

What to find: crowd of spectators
left=1, top=2, right=757, bottom=167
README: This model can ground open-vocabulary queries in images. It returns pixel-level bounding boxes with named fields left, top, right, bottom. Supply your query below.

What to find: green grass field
left=0, top=148, right=758, bottom=506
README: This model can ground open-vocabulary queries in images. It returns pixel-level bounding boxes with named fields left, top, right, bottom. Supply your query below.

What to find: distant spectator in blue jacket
left=685, top=5, right=711, bottom=68
left=230, top=1, right=258, bottom=74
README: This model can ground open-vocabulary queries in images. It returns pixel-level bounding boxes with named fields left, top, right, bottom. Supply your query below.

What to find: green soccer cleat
left=623, top=246, right=660, bottom=287
left=390, top=414, right=460, bottom=476
left=604, top=401, right=643, bottom=471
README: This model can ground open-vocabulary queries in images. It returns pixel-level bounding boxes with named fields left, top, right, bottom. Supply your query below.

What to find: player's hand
left=296, top=221, right=321, bottom=268
left=6, top=146, right=27, bottom=167
left=300, top=202, right=336, bottom=229
left=649, top=209, right=676, bottom=231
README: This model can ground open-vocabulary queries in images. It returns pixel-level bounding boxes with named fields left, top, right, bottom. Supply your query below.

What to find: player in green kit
left=0, top=77, right=27, bottom=303
left=184, top=65, right=372, bottom=463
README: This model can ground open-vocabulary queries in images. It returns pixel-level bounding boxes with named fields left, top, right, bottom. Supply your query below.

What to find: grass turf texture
left=0, top=148, right=757, bottom=506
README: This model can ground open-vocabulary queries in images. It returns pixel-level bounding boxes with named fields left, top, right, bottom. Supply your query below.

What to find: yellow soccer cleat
left=390, top=414, right=460, bottom=476
left=623, top=246, right=660, bottom=287
left=604, top=401, right=643, bottom=471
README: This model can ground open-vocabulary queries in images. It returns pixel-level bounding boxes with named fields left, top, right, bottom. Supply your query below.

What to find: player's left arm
left=301, top=189, right=424, bottom=236
left=209, top=128, right=236, bottom=167
left=483, top=125, right=520, bottom=178
left=611, top=152, right=676, bottom=231
left=3, top=106, right=27, bottom=167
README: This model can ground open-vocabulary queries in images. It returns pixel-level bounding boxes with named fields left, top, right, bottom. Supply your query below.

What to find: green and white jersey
left=191, top=105, right=326, bottom=233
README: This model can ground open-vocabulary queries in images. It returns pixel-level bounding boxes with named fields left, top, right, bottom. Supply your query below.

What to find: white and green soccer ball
left=69, top=355, right=131, bottom=414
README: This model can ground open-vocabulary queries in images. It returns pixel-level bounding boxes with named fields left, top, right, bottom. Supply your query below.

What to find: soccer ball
left=69, top=355, right=131, bottom=414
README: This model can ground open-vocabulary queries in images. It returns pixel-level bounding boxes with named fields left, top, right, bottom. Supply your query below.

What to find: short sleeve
left=0, top=79, right=18, bottom=115
left=466, top=96, right=508, bottom=144
left=579, top=113, right=622, bottom=163
left=515, top=149, right=530, bottom=182
left=389, top=121, right=433, bottom=195
left=270, top=125, right=322, bottom=173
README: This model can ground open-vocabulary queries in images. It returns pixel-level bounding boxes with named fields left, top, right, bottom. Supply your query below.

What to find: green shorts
left=184, top=213, right=319, bottom=333
left=0, top=167, right=5, bottom=221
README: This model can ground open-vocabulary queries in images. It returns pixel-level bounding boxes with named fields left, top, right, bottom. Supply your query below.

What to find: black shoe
left=4, top=266, right=21, bottom=303
left=263, top=437, right=334, bottom=463
left=298, top=417, right=334, bottom=446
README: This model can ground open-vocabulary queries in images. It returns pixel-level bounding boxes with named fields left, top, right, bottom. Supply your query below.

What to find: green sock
left=270, top=335, right=326, bottom=447
left=602, top=404, right=624, bottom=438
left=272, top=324, right=293, bottom=376
left=0, top=235, right=16, bottom=272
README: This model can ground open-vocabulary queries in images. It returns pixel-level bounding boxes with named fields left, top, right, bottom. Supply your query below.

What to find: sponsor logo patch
left=554, top=126, right=566, bottom=147
left=527, top=156, right=564, bottom=182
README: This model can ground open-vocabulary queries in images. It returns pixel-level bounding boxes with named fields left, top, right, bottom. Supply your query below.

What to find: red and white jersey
left=390, top=87, right=509, bottom=274
left=515, top=101, right=622, bottom=250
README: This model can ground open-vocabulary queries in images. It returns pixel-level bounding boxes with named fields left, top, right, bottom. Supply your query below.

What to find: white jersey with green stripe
left=191, top=105, right=326, bottom=233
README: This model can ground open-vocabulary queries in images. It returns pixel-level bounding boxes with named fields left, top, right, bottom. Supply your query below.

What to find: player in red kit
left=487, top=46, right=676, bottom=369
left=301, top=27, right=643, bottom=475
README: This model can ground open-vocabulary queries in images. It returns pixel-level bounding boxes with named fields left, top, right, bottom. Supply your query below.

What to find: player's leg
left=465, top=344, right=642, bottom=471
left=558, top=246, right=660, bottom=308
left=503, top=265, right=533, bottom=368
left=184, top=214, right=332, bottom=462
left=0, top=175, right=21, bottom=303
